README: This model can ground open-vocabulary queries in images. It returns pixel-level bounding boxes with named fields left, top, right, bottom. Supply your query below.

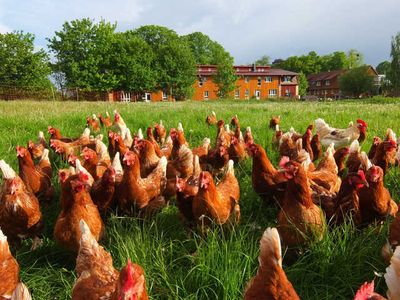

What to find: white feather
left=0, top=160, right=16, bottom=179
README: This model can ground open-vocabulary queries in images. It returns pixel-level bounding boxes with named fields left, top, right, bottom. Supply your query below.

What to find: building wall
left=280, top=85, right=297, bottom=98
left=192, top=75, right=219, bottom=101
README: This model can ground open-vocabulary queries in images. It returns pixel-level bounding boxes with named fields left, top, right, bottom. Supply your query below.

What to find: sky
left=0, top=0, right=399, bottom=67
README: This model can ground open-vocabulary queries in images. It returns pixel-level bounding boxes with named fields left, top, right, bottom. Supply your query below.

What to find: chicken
left=243, top=227, right=300, bottom=300
left=175, top=155, right=201, bottom=228
left=113, top=133, right=129, bottom=157
left=170, top=128, right=188, bottom=159
left=86, top=114, right=100, bottom=132
left=310, top=133, right=323, bottom=162
left=16, top=145, right=54, bottom=204
left=54, top=175, right=104, bottom=253
left=346, top=140, right=362, bottom=173
left=90, top=167, right=117, bottom=215
left=80, top=146, right=109, bottom=180
left=192, top=160, right=240, bottom=232
left=27, top=131, right=47, bottom=159
left=153, top=120, right=166, bottom=145
left=108, top=131, right=117, bottom=159
left=247, top=143, right=287, bottom=205
left=71, top=220, right=119, bottom=300
left=278, top=132, right=298, bottom=160
left=216, top=120, right=232, bottom=147
left=315, top=118, right=368, bottom=148
left=302, top=128, right=314, bottom=161
left=48, top=126, right=77, bottom=142
left=117, top=151, right=167, bottom=216
left=0, top=228, right=19, bottom=299
left=98, top=111, right=112, bottom=128
left=333, top=170, right=369, bottom=226
left=368, top=136, right=382, bottom=159
left=192, top=138, right=211, bottom=160
left=50, top=128, right=92, bottom=160
left=309, top=143, right=341, bottom=194
left=277, top=158, right=325, bottom=247
left=113, top=110, right=127, bottom=134
left=10, top=283, right=32, bottom=300
left=228, top=136, right=247, bottom=163
left=359, top=165, right=398, bottom=225
left=111, top=260, right=149, bottom=300
left=244, top=127, right=254, bottom=145
left=135, top=139, right=161, bottom=178
left=372, top=139, right=397, bottom=174
left=269, top=115, right=281, bottom=129
left=206, top=111, right=217, bottom=126
left=355, top=245, right=400, bottom=300
left=145, top=127, right=163, bottom=157
left=333, top=146, right=350, bottom=177
left=0, top=160, right=43, bottom=247
left=202, top=144, right=229, bottom=175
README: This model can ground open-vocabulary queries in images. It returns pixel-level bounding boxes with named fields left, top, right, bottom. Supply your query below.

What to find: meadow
left=1, top=97, right=400, bottom=300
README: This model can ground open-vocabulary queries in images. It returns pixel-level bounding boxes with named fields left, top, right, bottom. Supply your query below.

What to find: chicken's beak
left=363, top=180, right=369, bottom=188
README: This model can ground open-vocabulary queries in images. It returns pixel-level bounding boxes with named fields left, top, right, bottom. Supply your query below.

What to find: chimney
left=252, top=63, right=256, bottom=72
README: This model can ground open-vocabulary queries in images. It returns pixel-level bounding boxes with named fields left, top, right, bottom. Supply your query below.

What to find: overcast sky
left=0, top=0, right=399, bottom=66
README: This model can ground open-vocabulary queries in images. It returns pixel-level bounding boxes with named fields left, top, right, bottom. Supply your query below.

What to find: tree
left=183, top=32, right=225, bottom=65
left=298, top=72, right=308, bottom=97
left=347, top=49, right=364, bottom=69
left=339, top=66, right=375, bottom=97
left=255, top=55, right=270, bottom=66
left=0, top=31, right=51, bottom=88
left=376, top=61, right=390, bottom=75
left=388, top=32, right=400, bottom=92
left=48, top=18, right=118, bottom=91
left=135, top=25, right=196, bottom=99
left=111, top=32, right=156, bottom=95
left=320, top=51, right=349, bottom=71
left=213, top=52, right=237, bottom=98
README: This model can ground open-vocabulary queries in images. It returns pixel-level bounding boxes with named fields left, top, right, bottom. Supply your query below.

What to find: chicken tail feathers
left=259, top=227, right=282, bottom=268
left=226, top=160, right=235, bottom=176
left=40, top=149, right=50, bottom=164
left=385, top=245, right=400, bottom=300
left=11, top=283, right=32, bottom=300
left=0, top=228, right=11, bottom=258
left=0, top=159, right=17, bottom=179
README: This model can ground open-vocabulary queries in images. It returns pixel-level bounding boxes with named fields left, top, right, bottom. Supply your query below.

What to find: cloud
left=0, top=23, right=10, bottom=33
left=0, top=0, right=398, bottom=66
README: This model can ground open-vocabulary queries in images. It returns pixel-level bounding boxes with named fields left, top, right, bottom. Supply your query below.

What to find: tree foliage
left=255, top=55, right=270, bottom=66
left=376, top=61, right=390, bottom=75
left=339, top=66, right=375, bottom=97
left=0, top=31, right=51, bottom=88
left=134, top=25, right=196, bottom=99
left=213, top=53, right=237, bottom=98
left=298, top=72, right=308, bottom=96
left=48, top=18, right=118, bottom=91
left=388, top=32, right=400, bottom=92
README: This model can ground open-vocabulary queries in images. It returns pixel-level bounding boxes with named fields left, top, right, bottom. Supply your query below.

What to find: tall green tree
left=376, top=61, right=390, bottom=75
left=135, top=25, right=196, bottom=99
left=0, top=31, right=51, bottom=88
left=298, top=72, right=308, bottom=96
left=388, top=32, right=400, bottom=92
left=320, top=51, right=349, bottom=71
left=48, top=18, right=117, bottom=91
left=347, top=49, right=364, bottom=69
left=255, top=55, right=270, bottom=66
left=213, top=53, right=237, bottom=98
left=339, top=66, right=375, bottom=97
left=111, top=32, right=156, bottom=95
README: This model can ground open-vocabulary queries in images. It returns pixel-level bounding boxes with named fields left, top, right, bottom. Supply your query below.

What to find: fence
left=0, top=85, right=111, bottom=101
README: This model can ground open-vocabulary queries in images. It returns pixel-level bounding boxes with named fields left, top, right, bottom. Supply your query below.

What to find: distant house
left=307, top=66, right=379, bottom=99
left=108, top=65, right=299, bottom=102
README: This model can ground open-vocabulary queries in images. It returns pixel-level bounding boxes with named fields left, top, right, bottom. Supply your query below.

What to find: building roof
left=307, top=70, right=345, bottom=82
left=197, top=65, right=298, bottom=77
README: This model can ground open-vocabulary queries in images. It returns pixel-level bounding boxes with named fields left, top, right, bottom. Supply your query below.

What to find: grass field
left=1, top=97, right=400, bottom=299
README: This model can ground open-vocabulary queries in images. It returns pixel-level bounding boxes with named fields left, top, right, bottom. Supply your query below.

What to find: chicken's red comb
left=389, top=139, right=397, bottom=147
left=279, top=156, right=290, bottom=168
left=354, top=281, right=374, bottom=300
left=356, top=119, right=368, bottom=127
left=78, top=171, right=89, bottom=182
left=16, top=146, right=25, bottom=157
left=357, top=169, right=366, bottom=181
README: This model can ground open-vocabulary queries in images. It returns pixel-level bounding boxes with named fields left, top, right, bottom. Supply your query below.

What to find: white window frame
left=316, top=81, right=321, bottom=87
left=255, top=90, right=261, bottom=99
left=245, top=89, right=250, bottom=99
left=257, top=77, right=261, bottom=86
left=265, top=76, right=272, bottom=82
left=268, top=89, right=277, bottom=97
left=235, top=89, right=240, bottom=99
left=245, top=76, right=249, bottom=83
left=204, top=91, right=209, bottom=100
left=325, top=80, right=330, bottom=86
left=162, top=91, right=168, bottom=101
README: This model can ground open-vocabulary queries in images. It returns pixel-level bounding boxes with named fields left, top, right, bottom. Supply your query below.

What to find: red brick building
left=109, top=65, right=299, bottom=102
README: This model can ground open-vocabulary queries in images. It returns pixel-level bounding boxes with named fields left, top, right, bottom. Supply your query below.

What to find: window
left=162, top=91, right=168, bottom=100
left=255, top=90, right=261, bottom=99
left=235, top=89, right=240, bottom=99
left=257, top=77, right=261, bottom=86
left=282, top=76, right=292, bottom=82
left=285, top=89, right=291, bottom=97
left=245, top=89, right=250, bottom=99
left=325, top=80, right=330, bottom=86
left=198, top=76, right=207, bottom=87
left=204, top=91, right=209, bottom=100
left=265, top=76, right=272, bottom=82
left=245, top=76, right=249, bottom=83
left=268, top=89, right=277, bottom=97
left=316, top=81, right=321, bottom=87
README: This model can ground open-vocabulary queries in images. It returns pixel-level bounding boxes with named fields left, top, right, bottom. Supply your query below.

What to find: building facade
left=109, top=64, right=299, bottom=102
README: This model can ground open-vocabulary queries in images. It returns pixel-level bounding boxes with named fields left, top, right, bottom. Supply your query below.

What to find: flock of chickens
left=1, top=109, right=400, bottom=299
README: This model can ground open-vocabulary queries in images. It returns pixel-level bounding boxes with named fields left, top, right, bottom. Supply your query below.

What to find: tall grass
left=0, top=97, right=399, bottom=299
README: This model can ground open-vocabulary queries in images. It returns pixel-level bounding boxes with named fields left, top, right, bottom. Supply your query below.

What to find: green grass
left=1, top=97, right=400, bottom=299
